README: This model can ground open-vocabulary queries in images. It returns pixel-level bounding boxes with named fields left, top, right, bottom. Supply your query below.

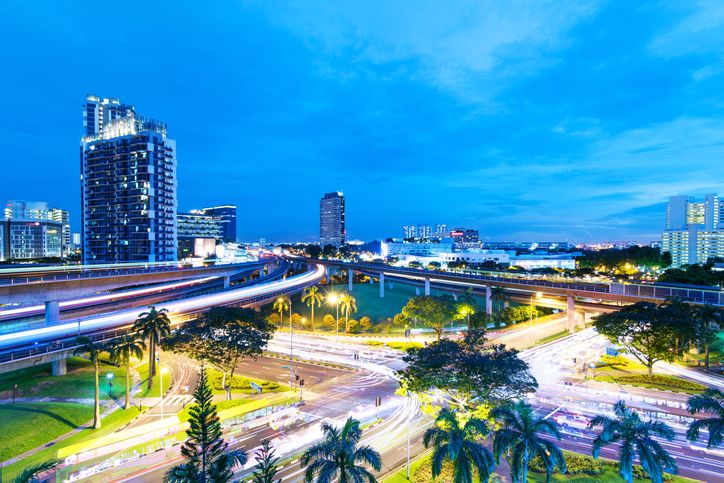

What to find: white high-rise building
left=662, top=194, right=724, bottom=267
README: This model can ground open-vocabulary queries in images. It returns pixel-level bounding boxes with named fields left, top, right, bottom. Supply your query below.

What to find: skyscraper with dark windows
left=201, top=205, right=237, bottom=242
left=320, top=192, right=345, bottom=247
left=81, top=94, right=177, bottom=264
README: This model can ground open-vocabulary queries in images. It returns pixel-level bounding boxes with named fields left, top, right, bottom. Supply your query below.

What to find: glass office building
left=320, top=192, right=346, bottom=247
left=81, top=95, right=177, bottom=264
left=201, top=205, right=237, bottom=242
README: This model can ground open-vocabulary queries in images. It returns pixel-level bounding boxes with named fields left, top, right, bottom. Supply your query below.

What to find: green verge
left=535, top=330, right=570, bottom=346
left=205, top=368, right=284, bottom=395
left=2, top=406, right=143, bottom=481
left=0, top=402, right=94, bottom=461
left=0, top=357, right=127, bottom=400
left=388, top=450, right=699, bottom=482
left=135, top=362, right=173, bottom=398
left=594, top=374, right=705, bottom=394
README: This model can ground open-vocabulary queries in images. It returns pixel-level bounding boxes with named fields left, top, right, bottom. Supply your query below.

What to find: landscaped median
left=382, top=449, right=700, bottom=482
left=592, top=355, right=706, bottom=394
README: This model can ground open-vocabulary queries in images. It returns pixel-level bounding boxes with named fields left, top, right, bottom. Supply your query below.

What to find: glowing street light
left=106, top=372, right=114, bottom=398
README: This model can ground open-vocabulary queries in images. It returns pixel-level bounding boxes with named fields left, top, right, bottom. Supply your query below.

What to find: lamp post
left=529, top=292, right=542, bottom=329
left=106, top=373, right=114, bottom=398
left=328, top=293, right=340, bottom=341
left=288, top=300, right=294, bottom=390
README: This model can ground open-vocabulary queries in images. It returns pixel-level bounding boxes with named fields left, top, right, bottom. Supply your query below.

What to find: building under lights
left=177, top=210, right=223, bottom=258
left=80, top=95, right=177, bottom=264
left=320, top=192, right=345, bottom=247
left=662, top=194, right=724, bottom=267
left=201, top=205, right=237, bottom=242
left=2, top=200, right=67, bottom=259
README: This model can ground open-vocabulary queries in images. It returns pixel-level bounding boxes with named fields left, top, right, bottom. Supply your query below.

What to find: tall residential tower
left=662, top=194, right=724, bottom=267
left=80, top=95, right=177, bottom=264
left=320, top=192, right=345, bottom=247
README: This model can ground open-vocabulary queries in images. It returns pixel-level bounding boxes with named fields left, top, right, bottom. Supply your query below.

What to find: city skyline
left=1, top=2, right=723, bottom=242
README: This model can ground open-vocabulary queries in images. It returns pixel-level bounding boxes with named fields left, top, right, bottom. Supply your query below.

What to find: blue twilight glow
left=0, top=1, right=722, bottom=242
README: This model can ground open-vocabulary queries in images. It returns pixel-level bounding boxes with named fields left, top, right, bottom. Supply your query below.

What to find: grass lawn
left=135, top=361, right=173, bottom=399
left=0, top=357, right=128, bottom=400
left=592, top=355, right=705, bottom=394
left=365, top=340, right=424, bottom=351
left=535, top=330, right=570, bottom=345
left=205, top=368, right=285, bottom=395
left=0, top=402, right=94, bottom=461
left=2, top=405, right=143, bottom=480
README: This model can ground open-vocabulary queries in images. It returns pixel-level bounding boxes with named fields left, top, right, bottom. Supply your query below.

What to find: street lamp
left=529, top=292, right=542, bottom=329
left=106, top=373, right=114, bottom=398
left=327, top=293, right=340, bottom=341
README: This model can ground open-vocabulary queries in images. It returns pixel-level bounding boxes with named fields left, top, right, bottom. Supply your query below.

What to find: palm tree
left=301, top=286, right=324, bottom=331
left=74, top=336, right=106, bottom=429
left=490, top=286, right=510, bottom=312
left=461, top=287, right=478, bottom=308
left=423, top=408, right=496, bottom=482
left=252, top=439, right=282, bottom=483
left=107, top=334, right=144, bottom=409
left=300, top=417, right=381, bottom=483
left=273, top=295, right=291, bottom=327
left=687, top=389, right=724, bottom=448
left=133, top=305, right=171, bottom=390
left=491, top=401, right=566, bottom=483
left=589, top=400, right=677, bottom=483
left=339, top=293, right=357, bottom=333
left=11, top=459, right=59, bottom=483
left=694, top=305, right=722, bottom=371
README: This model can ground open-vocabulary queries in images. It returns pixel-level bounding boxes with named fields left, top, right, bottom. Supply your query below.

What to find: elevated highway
left=289, top=256, right=724, bottom=332
left=0, top=264, right=324, bottom=374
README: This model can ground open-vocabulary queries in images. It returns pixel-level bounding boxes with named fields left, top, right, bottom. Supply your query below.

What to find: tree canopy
left=164, top=307, right=275, bottom=399
left=593, top=302, right=690, bottom=375
left=399, top=329, right=537, bottom=410
left=398, top=295, right=457, bottom=340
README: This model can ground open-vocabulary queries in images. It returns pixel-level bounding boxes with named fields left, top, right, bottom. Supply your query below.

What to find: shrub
left=531, top=452, right=603, bottom=476
left=613, top=374, right=705, bottom=392
left=207, top=370, right=279, bottom=392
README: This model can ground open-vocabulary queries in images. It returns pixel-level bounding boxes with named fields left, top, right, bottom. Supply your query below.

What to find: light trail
left=0, top=276, right=219, bottom=319
left=0, top=265, right=325, bottom=349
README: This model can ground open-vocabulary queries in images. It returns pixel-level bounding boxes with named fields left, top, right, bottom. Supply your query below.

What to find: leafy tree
left=340, top=293, right=357, bottom=332
left=687, top=389, right=724, bottom=448
left=469, top=312, right=492, bottom=330
left=166, top=368, right=247, bottom=482
left=265, top=312, right=281, bottom=325
left=490, top=286, right=510, bottom=312
left=107, top=334, right=144, bottom=409
left=133, top=305, right=172, bottom=390
left=306, top=244, right=322, bottom=259
left=492, top=402, right=566, bottom=483
left=593, top=302, right=686, bottom=376
left=11, top=459, right=59, bottom=483
left=291, top=312, right=303, bottom=328
left=499, top=306, right=539, bottom=325
left=273, top=295, right=291, bottom=327
left=252, top=439, right=282, bottom=483
left=399, top=329, right=537, bottom=410
left=164, top=307, right=274, bottom=400
left=588, top=400, right=677, bottom=483
left=300, top=417, right=381, bottom=483
left=74, top=336, right=106, bottom=429
left=301, top=285, right=324, bottom=330
left=399, top=295, right=457, bottom=341
left=322, top=244, right=336, bottom=257
left=694, top=305, right=722, bottom=371
left=578, top=246, right=671, bottom=273
left=424, top=408, right=496, bottom=482
left=456, top=302, right=476, bottom=329
left=322, top=313, right=336, bottom=329
left=358, top=316, right=373, bottom=332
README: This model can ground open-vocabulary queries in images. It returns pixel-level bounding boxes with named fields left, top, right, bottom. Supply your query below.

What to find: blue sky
left=1, top=1, right=722, bottom=243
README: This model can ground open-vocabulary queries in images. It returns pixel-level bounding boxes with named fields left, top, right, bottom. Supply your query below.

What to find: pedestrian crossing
left=163, top=395, right=194, bottom=407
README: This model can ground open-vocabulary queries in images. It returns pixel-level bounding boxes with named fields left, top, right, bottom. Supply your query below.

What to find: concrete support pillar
left=52, top=358, right=67, bottom=376
left=45, top=300, right=60, bottom=325
left=348, top=269, right=353, bottom=291
left=485, top=286, right=493, bottom=315
left=452, top=293, right=458, bottom=301
left=369, top=277, right=374, bottom=284
left=415, top=287, right=420, bottom=296
left=424, top=278, right=431, bottom=296
left=223, top=276, right=231, bottom=289
left=577, top=311, right=587, bottom=329
left=567, top=296, right=576, bottom=334
left=379, top=273, right=385, bottom=298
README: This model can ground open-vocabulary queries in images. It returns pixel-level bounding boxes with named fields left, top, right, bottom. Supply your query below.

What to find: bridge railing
left=302, top=258, right=724, bottom=305
left=0, top=259, right=268, bottom=286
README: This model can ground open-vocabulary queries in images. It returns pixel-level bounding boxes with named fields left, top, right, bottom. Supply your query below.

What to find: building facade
left=320, top=192, right=345, bottom=247
left=177, top=210, right=223, bottom=258
left=2, top=201, right=67, bottom=259
left=201, top=205, right=237, bottom=242
left=81, top=94, right=177, bottom=264
left=49, top=208, right=70, bottom=256
left=662, top=194, right=724, bottom=267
